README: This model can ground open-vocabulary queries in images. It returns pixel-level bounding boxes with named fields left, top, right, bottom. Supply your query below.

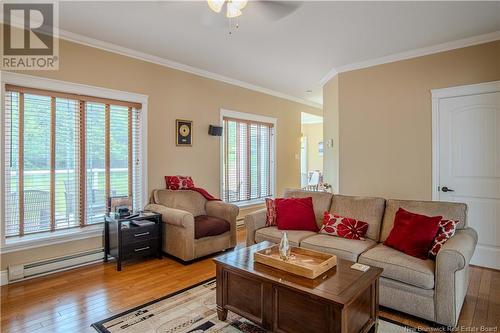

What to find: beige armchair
left=145, top=189, right=239, bottom=262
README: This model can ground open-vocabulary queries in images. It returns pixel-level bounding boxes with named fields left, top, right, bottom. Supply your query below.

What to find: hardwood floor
left=1, top=228, right=498, bottom=333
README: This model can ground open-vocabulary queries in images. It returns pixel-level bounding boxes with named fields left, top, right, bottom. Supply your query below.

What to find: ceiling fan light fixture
left=207, top=0, right=225, bottom=13
left=226, top=2, right=242, bottom=18
left=231, top=0, right=247, bottom=10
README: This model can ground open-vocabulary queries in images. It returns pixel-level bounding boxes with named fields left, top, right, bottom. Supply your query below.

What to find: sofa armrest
left=206, top=201, right=239, bottom=247
left=244, top=208, right=267, bottom=246
left=435, top=227, right=478, bottom=326
left=145, top=204, right=195, bottom=230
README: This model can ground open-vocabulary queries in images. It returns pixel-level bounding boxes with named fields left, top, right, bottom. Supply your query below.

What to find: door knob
left=441, top=186, right=454, bottom=192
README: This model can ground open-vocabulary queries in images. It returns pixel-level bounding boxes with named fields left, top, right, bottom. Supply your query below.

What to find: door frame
left=431, top=80, right=500, bottom=200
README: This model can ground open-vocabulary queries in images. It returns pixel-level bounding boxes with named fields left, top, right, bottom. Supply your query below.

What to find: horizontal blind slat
left=223, top=117, right=273, bottom=204
left=3, top=86, right=143, bottom=238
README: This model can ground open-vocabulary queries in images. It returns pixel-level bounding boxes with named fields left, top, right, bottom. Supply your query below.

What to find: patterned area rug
left=92, top=279, right=417, bottom=333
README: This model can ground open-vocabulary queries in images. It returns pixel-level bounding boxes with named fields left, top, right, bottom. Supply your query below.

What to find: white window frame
left=0, top=71, right=149, bottom=252
left=219, top=109, right=277, bottom=207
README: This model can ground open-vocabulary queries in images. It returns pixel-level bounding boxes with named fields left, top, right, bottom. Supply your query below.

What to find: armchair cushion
left=194, top=215, right=230, bottom=239
left=153, top=189, right=207, bottom=216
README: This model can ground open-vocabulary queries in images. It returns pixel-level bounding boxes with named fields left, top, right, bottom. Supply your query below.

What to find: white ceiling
left=301, top=112, right=323, bottom=124
left=57, top=1, right=500, bottom=106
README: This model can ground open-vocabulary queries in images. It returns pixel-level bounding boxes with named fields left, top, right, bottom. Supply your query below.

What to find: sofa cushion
left=359, top=244, right=435, bottom=290
left=275, top=197, right=318, bottom=232
left=153, top=189, right=206, bottom=217
left=300, top=234, right=377, bottom=262
left=321, top=212, right=369, bottom=240
left=384, top=208, right=442, bottom=260
left=380, top=199, right=467, bottom=242
left=284, top=188, right=333, bottom=228
left=265, top=198, right=277, bottom=226
left=429, top=219, right=459, bottom=257
left=194, top=215, right=230, bottom=239
left=330, top=195, right=385, bottom=242
left=254, top=226, right=316, bottom=247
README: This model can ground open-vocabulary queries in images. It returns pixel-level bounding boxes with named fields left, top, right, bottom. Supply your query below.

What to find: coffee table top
left=214, top=241, right=383, bottom=305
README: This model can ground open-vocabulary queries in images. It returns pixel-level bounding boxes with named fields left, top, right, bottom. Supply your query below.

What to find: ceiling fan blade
left=252, top=1, right=303, bottom=21
left=201, top=8, right=229, bottom=28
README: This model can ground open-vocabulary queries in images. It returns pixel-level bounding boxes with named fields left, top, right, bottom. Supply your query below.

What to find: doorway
left=432, top=81, right=500, bottom=269
left=301, top=112, right=323, bottom=190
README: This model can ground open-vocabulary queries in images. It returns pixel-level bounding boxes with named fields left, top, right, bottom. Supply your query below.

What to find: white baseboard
left=471, top=244, right=500, bottom=270
left=1, top=270, right=8, bottom=286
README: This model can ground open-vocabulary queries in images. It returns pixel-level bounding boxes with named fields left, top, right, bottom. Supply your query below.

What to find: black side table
left=104, top=212, right=162, bottom=271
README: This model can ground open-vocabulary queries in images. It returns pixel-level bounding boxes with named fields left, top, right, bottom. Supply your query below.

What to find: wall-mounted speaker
left=208, top=125, right=223, bottom=136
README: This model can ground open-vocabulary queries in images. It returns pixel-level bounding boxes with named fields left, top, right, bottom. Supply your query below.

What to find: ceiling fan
left=205, top=1, right=303, bottom=33
left=207, top=0, right=248, bottom=18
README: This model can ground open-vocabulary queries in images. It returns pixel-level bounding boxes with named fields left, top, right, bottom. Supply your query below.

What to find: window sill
left=1, top=225, right=104, bottom=254
left=231, top=198, right=267, bottom=208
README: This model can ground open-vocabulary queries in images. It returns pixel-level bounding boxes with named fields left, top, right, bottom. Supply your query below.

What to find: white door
left=435, top=82, right=500, bottom=269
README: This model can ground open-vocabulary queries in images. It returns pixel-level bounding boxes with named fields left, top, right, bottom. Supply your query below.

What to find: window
left=3, top=84, right=143, bottom=238
left=222, top=113, right=275, bottom=204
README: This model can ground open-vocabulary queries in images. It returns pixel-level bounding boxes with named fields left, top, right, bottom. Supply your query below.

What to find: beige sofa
left=245, top=189, right=478, bottom=327
left=146, top=189, right=239, bottom=262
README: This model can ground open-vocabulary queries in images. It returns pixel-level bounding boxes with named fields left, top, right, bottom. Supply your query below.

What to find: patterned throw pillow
left=265, top=198, right=277, bottom=226
left=165, top=176, right=195, bottom=190
left=321, top=211, right=369, bottom=240
left=429, top=219, right=459, bottom=258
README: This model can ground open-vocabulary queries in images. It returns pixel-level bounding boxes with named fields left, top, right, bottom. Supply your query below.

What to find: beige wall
left=324, top=41, right=500, bottom=200
left=1, top=36, right=320, bottom=269
left=301, top=123, right=323, bottom=172
left=323, top=75, right=339, bottom=192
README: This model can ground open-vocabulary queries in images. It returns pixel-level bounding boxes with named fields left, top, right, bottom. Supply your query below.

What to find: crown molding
left=319, top=67, right=338, bottom=86
left=320, top=31, right=500, bottom=85
left=54, top=29, right=322, bottom=109
left=3, top=15, right=321, bottom=108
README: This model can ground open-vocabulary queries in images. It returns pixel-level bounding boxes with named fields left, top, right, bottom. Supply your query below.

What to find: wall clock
left=176, top=119, right=193, bottom=146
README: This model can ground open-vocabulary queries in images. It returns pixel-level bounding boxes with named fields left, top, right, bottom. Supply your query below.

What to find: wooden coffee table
left=214, top=241, right=383, bottom=333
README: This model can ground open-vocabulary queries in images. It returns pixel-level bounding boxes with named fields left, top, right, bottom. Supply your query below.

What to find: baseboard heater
left=8, top=249, right=104, bottom=283
left=236, top=217, right=245, bottom=227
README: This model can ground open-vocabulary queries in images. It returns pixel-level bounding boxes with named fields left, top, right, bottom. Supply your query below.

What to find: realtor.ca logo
left=2, top=2, right=59, bottom=70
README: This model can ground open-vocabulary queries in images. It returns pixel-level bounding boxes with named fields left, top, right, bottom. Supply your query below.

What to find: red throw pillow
left=275, top=197, right=318, bottom=232
left=265, top=198, right=277, bottom=226
left=165, top=176, right=194, bottom=190
left=429, top=219, right=459, bottom=258
left=384, top=208, right=442, bottom=260
left=321, top=211, right=369, bottom=240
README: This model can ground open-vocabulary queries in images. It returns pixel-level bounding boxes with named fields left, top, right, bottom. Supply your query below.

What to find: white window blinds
left=223, top=117, right=274, bottom=203
left=3, top=85, right=143, bottom=237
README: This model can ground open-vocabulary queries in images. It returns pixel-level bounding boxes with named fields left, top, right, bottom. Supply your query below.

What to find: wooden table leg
left=367, top=321, right=378, bottom=333
left=217, top=305, right=228, bottom=321
left=216, top=264, right=227, bottom=320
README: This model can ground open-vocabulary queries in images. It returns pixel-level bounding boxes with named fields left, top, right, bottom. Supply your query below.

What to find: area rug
left=92, top=279, right=419, bottom=333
